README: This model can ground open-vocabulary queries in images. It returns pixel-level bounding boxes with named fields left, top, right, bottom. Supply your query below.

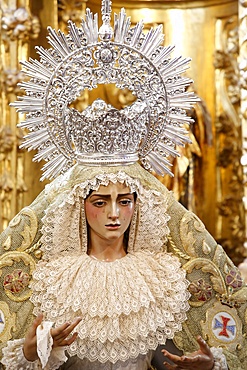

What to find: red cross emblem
left=201, top=302, right=242, bottom=349
left=213, top=313, right=236, bottom=339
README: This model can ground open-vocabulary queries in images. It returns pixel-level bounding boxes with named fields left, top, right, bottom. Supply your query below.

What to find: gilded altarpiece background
left=0, top=0, right=247, bottom=265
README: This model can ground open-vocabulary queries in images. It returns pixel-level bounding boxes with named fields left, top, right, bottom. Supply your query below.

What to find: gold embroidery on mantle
left=171, top=211, right=246, bottom=309
left=2, top=236, right=11, bottom=251
left=167, top=236, right=190, bottom=261
left=0, top=251, right=35, bottom=302
left=180, top=212, right=206, bottom=257
left=184, top=258, right=226, bottom=308
left=16, top=208, right=38, bottom=252
left=0, top=301, right=16, bottom=344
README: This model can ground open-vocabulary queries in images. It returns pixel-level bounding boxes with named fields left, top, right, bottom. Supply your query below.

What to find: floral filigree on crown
left=11, top=0, right=198, bottom=180
left=67, top=99, right=148, bottom=166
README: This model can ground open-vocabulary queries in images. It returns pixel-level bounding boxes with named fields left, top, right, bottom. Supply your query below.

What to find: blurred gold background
left=1, top=0, right=247, bottom=265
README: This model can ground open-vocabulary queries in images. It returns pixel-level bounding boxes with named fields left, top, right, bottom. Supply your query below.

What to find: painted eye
left=93, top=200, right=106, bottom=207
left=119, top=199, right=132, bottom=206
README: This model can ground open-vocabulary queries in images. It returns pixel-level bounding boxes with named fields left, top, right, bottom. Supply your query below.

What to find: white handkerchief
left=36, top=321, right=54, bottom=368
left=36, top=321, right=68, bottom=369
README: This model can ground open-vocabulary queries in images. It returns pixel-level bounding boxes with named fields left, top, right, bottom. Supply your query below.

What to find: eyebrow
left=89, top=193, right=133, bottom=199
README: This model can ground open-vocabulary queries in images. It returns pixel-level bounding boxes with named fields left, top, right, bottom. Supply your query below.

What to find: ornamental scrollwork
left=170, top=211, right=246, bottom=309
left=0, top=172, right=14, bottom=194
left=58, top=0, right=86, bottom=27
left=2, top=69, right=27, bottom=97
left=214, top=15, right=246, bottom=266
left=0, top=251, right=36, bottom=303
left=1, top=207, right=42, bottom=260
left=16, top=207, right=38, bottom=252
left=0, top=301, right=16, bottom=344
left=239, top=0, right=247, bottom=7
left=0, top=119, right=15, bottom=208
left=0, top=125, right=27, bottom=223
left=0, top=127, right=23, bottom=154
left=239, top=0, right=247, bottom=255
left=1, top=7, right=40, bottom=43
left=0, top=126, right=14, bottom=160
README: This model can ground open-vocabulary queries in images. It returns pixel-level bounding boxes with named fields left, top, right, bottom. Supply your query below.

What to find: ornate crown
left=11, top=0, right=198, bottom=180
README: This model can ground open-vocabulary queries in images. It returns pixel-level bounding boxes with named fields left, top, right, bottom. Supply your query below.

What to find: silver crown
left=67, top=99, right=148, bottom=166
left=11, top=0, right=198, bottom=180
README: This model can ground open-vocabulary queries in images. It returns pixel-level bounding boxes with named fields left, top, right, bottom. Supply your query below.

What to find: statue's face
left=84, top=182, right=135, bottom=245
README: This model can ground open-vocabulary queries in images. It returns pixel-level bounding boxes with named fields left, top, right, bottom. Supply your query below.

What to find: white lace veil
left=29, top=162, right=190, bottom=364
left=40, top=162, right=171, bottom=260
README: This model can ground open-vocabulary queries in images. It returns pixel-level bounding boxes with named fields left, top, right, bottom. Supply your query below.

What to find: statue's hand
left=51, top=316, right=82, bottom=348
left=23, top=314, right=82, bottom=362
left=162, top=336, right=214, bottom=370
left=23, top=314, right=43, bottom=361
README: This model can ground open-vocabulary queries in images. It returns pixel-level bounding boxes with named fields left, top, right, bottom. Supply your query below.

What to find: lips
left=105, top=224, right=121, bottom=229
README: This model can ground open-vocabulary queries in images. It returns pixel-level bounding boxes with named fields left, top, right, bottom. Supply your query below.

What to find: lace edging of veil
left=40, top=170, right=170, bottom=260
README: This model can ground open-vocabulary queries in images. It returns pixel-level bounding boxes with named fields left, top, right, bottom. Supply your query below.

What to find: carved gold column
left=213, top=4, right=245, bottom=264
left=0, top=0, right=40, bottom=231
left=239, top=1, right=247, bottom=250
left=0, top=0, right=58, bottom=232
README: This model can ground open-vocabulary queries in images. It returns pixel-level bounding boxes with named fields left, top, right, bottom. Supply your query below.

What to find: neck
left=87, top=234, right=126, bottom=262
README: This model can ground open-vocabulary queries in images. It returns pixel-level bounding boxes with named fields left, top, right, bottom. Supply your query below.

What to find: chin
left=104, top=232, right=124, bottom=241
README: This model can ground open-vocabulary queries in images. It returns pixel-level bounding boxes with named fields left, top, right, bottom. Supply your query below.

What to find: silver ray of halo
left=12, top=0, right=198, bottom=180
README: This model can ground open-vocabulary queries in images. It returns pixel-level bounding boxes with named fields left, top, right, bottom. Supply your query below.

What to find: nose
left=108, top=201, right=119, bottom=220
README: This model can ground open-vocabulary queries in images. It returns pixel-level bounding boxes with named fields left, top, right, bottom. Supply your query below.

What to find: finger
left=29, top=313, right=43, bottom=337
left=162, top=350, right=185, bottom=364
left=162, top=351, right=198, bottom=368
left=51, top=317, right=80, bottom=338
left=51, top=322, right=71, bottom=339
left=52, top=317, right=82, bottom=342
left=177, top=354, right=199, bottom=363
left=65, top=332, right=78, bottom=346
left=58, top=317, right=82, bottom=340
left=163, top=361, right=177, bottom=370
left=53, top=332, right=78, bottom=348
left=63, top=317, right=82, bottom=336
left=197, top=336, right=212, bottom=356
left=171, top=358, right=200, bottom=369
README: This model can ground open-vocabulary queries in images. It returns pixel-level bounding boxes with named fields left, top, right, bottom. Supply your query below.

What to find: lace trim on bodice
left=61, top=351, right=154, bottom=370
left=30, top=250, right=190, bottom=364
